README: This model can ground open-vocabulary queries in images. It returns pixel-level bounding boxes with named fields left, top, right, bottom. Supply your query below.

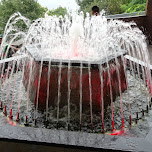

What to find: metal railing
left=106, top=11, right=146, bottom=19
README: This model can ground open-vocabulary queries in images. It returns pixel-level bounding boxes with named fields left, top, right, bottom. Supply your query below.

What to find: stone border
left=25, top=46, right=126, bottom=68
left=0, top=117, right=152, bottom=152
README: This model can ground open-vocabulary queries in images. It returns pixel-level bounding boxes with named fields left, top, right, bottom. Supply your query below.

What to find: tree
left=104, top=0, right=125, bottom=15
left=47, top=7, right=67, bottom=17
left=76, top=0, right=126, bottom=15
left=121, top=0, right=147, bottom=13
left=0, top=0, right=46, bottom=34
left=76, top=0, right=147, bottom=15
left=76, top=0, right=103, bottom=15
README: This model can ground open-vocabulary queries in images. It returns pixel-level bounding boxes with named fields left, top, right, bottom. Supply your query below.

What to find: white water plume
left=0, top=11, right=152, bottom=135
left=0, top=11, right=150, bottom=64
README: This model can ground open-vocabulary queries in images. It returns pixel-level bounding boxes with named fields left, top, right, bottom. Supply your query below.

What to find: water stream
left=0, top=11, right=151, bottom=137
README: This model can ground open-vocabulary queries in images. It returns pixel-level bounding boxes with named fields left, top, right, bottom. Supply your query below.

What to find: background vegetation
left=76, top=0, right=147, bottom=15
left=0, top=0, right=147, bottom=34
left=0, top=0, right=67, bottom=34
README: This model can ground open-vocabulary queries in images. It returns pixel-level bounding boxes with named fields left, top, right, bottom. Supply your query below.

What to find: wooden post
left=145, top=0, right=152, bottom=44
left=146, top=0, right=152, bottom=16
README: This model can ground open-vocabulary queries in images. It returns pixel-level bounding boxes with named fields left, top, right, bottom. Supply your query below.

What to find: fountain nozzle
left=142, top=109, right=144, bottom=116
left=24, top=115, right=29, bottom=126
left=146, top=105, right=149, bottom=113
left=9, top=108, right=13, bottom=119
left=91, top=123, right=94, bottom=133
left=16, top=112, right=20, bottom=122
left=3, top=105, right=7, bottom=116
left=0, top=101, right=3, bottom=110
left=121, top=118, right=124, bottom=128
left=135, top=112, right=139, bottom=124
left=79, top=123, right=82, bottom=131
left=129, top=115, right=131, bottom=126
left=136, top=112, right=138, bottom=119
left=68, top=124, right=70, bottom=131
left=149, top=102, right=151, bottom=108
left=34, top=118, right=37, bottom=126
left=112, top=120, right=115, bottom=131
left=102, top=122, right=105, bottom=133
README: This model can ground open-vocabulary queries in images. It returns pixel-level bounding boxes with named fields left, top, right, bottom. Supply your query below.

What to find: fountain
left=0, top=10, right=152, bottom=151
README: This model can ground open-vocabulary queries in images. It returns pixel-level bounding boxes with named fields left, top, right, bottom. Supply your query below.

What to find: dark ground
left=0, top=139, right=128, bottom=152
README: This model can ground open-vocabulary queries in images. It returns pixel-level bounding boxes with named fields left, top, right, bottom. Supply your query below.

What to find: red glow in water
left=9, top=108, right=12, bottom=118
left=24, top=56, right=128, bottom=119
left=7, top=118, right=16, bottom=126
left=110, top=129, right=124, bottom=136
left=107, top=79, right=110, bottom=85
left=112, top=120, right=115, bottom=130
left=4, top=105, right=7, bottom=115
left=74, top=53, right=79, bottom=57
left=16, top=112, right=19, bottom=120
left=125, top=58, right=127, bottom=67
left=121, top=118, right=124, bottom=128
left=129, top=115, right=131, bottom=125
left=25, top=115, right=28, bottom=123
left=102, top=122, right=105, bottom=132
left=72, top=42, right=79, bottom=57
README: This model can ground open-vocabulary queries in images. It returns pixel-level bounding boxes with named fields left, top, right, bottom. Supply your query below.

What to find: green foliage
left=104, top=0, right=124, bottom=15
left=47, top=6, right=67, bottom=17
left=0, top=0, right=46, bottom=34
left=120, top=0, right=147, bottom=13
left=76, top=0, right=147, bottom=15
left=76, top=0, right=129, bottom=15
left=125, top=3, right=146, bottom=13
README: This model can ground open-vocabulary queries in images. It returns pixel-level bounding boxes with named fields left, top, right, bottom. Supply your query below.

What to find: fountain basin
left=0, top=116, right=152, bottom=152
left=23, top=47, right=127, bottom=111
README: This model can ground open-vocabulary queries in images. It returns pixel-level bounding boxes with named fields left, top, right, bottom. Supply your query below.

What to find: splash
left=0, top=11, right=151, bottom=135
left=1, top=11, right=149, bottom=63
